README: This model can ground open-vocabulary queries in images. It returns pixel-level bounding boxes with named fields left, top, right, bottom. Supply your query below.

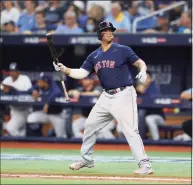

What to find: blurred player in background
left=27, top=73, right=67, bottom=138
left=173, top=87, right=192, bottom=141
left=136, top=71, right=165, bottom=140
left=53, top=21, right=153, bottom=175
left=1, top=62, right=32, bottom=136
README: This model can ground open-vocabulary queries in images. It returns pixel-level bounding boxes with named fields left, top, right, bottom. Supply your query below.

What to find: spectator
left=134, top=1, right=157, bottom=32
left=32, top=10, right=56, bottom=34
left=35, top=0, right=49, bottom=11
left=55, top=11, right=83, bottom=34
left=84, top=17, right=97, bottom=33
left=127, top=1, right=142, bottom=24
left=86, top=1, right=112, bottom=15
left=0, top=62, right=32, bottom=137
left=144, top=13, right=169, bottom=33
left=118, top=0, right=131, bottom=11
left=171, top=12, right=192, bottom=34
left=167, top=2, right=184, bottom=22
left=45, top=0, right=65, bottom=25
left=72, top=1, right=88, bottom=29
left=3, top=21, right=18, bottom=34
left=69, top=75, right=115, bottom=139
left=27, top=73, right=67, bottom=138
left=136, top=71, right=165, bottom=140
left=13, top=0, right=26, bottom=12
left=173, top=88, right=192, bottom=141
left=126, top=0, right=156, bottom=32
left=1, top=0, right=20, bottom=25
left=138, top=0, right=155, bottom=15
left=17, top=0, right=36, bottom=33
left=155, top=0, right=173, bottom=10
left=87, top=5, right=105, bottom=25
left=106, top=2, right=131, bottom=32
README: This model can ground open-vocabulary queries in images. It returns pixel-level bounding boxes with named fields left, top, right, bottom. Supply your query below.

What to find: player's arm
left=53, top=53, right=94, bottom=79
left=133, top=59, right=147, bottom=72
left=180, top=89, right=192, bottom=100
left=56, top=64, right=90, bottom=79
left=133, top=59, right=147, bottom=83
left=125, top=46, right=147, bottom=83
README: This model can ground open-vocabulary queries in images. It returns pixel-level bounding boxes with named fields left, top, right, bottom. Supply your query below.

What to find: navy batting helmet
left=97, top=21, right=116, bottom=40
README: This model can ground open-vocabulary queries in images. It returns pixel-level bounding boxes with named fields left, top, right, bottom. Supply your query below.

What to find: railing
left=132, top=1, right=188, bottom=33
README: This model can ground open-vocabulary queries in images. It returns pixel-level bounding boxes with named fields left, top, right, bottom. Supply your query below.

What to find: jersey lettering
left=81, top=43, right=139, bottom=89
left=94, top=60, right=115, bottom=73
left=110, top=61, right=115, bottom=68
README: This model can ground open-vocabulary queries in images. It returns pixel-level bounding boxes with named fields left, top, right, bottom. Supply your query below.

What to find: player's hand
left=53, top=62, right=60, bottom=71
left=136, top=70, right=147, bottom=83
left=68, top=90, right=81, bottom=101
left=32, top=90, right=40, bottom=99
left=43, top=104, right=49, bottom=113
left=2, top=85, right=12, bottom=93
left=57, top=63, right=67, bottom=73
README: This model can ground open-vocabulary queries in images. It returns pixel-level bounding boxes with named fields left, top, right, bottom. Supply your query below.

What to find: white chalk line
left=1, top=174, right=191, bottom=183
left=1, top=153, right=191, bottom=163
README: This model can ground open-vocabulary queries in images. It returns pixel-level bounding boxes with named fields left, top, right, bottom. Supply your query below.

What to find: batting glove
left=57, top=63, right=67, bottom=73
left=136, top=70, right=147, bottom=83
left=53, top=62, right=60, bottom=71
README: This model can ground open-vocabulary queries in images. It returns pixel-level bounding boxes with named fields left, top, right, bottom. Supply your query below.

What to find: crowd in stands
left=0, top=0, right=192, bottom=34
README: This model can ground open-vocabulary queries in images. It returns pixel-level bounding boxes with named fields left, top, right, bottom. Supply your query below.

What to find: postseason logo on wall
left=141, top=37, right=167, bottom=44
left=147, top=64, right=172, bottom=85
left=70, top=36, right=101, bottom=44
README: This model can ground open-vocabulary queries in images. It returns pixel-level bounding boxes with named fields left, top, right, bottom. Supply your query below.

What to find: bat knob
left=46, top=33, right=52, bottom=40
left=54, top=59, right=59, bottom=64
left=65, top=98, right=70, bottom=103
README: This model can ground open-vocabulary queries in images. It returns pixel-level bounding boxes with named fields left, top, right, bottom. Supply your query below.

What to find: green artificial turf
left=1, top=148, right=191, bottom=178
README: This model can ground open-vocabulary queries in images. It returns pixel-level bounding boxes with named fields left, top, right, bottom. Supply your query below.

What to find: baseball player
left=69, top=76, right=115, bottom=139
left=27, top=73, right=67, bottom=138
left=53, top=21, right=153, bottom=175
left=1, top=62, right=32, bottom=136
left=136, top=71, right=165, bottom=140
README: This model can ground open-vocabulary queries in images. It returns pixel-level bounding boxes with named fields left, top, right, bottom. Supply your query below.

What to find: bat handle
left=61, top=81, right=70, bottom=102
left=59, top=72, right=70, bottom=103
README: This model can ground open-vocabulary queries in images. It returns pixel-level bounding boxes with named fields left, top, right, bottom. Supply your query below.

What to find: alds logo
left=94, top=60, right=115, bottom=73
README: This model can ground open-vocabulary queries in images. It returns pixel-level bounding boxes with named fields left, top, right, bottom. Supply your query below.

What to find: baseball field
left=1, top=141, right=192, bottom=184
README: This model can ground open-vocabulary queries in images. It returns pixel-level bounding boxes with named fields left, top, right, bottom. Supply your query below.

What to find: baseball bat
left=46, top=33, right=70, bottom=102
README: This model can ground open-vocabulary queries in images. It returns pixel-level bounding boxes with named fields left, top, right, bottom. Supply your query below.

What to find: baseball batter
left=53, top=21, right=153, bottom=175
